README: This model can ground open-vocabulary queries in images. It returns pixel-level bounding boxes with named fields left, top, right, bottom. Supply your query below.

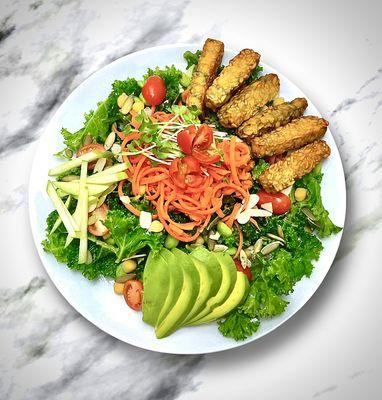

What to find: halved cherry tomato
left=142, top=75, right=166, bottom=106
left=192, top=149, right=221, bottom=165
left=76, top=143, right=106, bottom=170
left=169, top=156, right=203, bottom=189
left=123, top=280, right=143, bottom=311
left=257, top=189, right=291, bottom=215
left=193, top=124, right=213, bottom=150
left=88, top=204, right=109, bottom=236
left=177, top=126, right=197, bottom=155
left=234, top=259, right=253, bottom=281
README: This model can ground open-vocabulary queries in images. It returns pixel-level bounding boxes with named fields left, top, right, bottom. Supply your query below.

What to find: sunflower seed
left=83, top=134, right=93, bottom=146
left=261, top=241, right=280, bottom=255
left=104, top=131, right=116, bottom=150
left=301, top=207, right=316, bottom=221
left=93, top=157, right=107, bottom=173
left=267, top=233, right=285, bottom=243
left=253, top=238, right=263, bottom=253
left=277, top=225, right=284, bottom=239
left=249, top=218, right=261, bottom=231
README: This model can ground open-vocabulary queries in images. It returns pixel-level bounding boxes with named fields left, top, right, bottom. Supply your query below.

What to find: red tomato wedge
left=234, top=259, right=253, bottom=281
left=257, top=190, right=291, bottom=215
left=142, top=75, right=166, bottom=106
left=77, top=143, right=106, bottom=170
left=177, top=126, right=197, bottom=155
left=88, top=204, right=109, bottom=236
left=169, top=156, right=204, bottom=189
left=192, top=149, right=221, bottom=165
left=193, top=124, right=213, bottom=150
left=123, top=280, right=143, bottom=311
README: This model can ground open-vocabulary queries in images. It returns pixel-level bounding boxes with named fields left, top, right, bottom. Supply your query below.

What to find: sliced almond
left=260, top=202, right=273, bottom=213
left=111, top=143, right=122, bottom=155
left=249, top=208, right=272, bottom=218
left=236, top=210, right=251, bottom=224
left=246, top=194, right=260, bottom=210
left=281, top=185, right=293, bottom=196
left=139, top=211, right=152, bottom=230
left=209, top=231, right=221, bottom=240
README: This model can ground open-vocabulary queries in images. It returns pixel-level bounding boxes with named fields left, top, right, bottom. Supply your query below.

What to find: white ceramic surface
left=28, top=44, right=346, bottom=354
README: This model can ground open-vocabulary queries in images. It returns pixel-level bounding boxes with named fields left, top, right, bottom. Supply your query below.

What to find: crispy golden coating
left=186, top=38, right=224, bottom=113
left=259, top=140, right=331, bottom=193
left=251, top=116, right=328, bottom=158
left=237, top=98, right=308, bottom=140
left=217, top=74, right=280, bottom=128
left=205, top=49, right=260, bottom=111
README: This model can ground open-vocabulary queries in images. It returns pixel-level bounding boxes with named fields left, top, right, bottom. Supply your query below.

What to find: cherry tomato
left=123, top=280, right=143, bottom=311
left=192, top=149, right=221, bottom=165
left=88, top=204, right=109, bottom=236
left=169, top=156, right=204, bottom=189
left=77, top=143, right=105, bottom=170
left=142, top=75, right=166, bottom=106
left=177, top=126, right=197, bottom=155
left=234, top=259, right=253, bottom=281
left=193, top=124, right=213, bottom=150
left=257, top=189, right=291, bottom=215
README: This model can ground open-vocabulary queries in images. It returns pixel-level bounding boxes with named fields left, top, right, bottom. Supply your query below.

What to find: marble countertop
left=0, top=0, right=381, bottom=398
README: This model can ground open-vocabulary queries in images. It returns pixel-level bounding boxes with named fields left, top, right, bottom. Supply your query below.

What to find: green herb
left=183, top=50, right=201, bottom=69
left=246, top=66, right=264, bottom=84
left=218, top=312, right=260, bottom=341
left=252, top=159, right=269, bottom=180
left=104, top=209, right=164, bottom=262
left=293, top=165, right=342, bottom=237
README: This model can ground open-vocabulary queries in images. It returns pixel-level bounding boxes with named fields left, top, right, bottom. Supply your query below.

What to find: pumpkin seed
left=301, top=207, right=316, bottom=221
left=267, top=233, right=285, bottom=243
left=261, top=241, right=280, bottom=255
left=240, top=249, right=251, bottom=269
left=277, top=225, right=284, bottom=239
left=253, top=238, right=263, bottom=253
left=214, top=244, right=228, bottom=252
left=83, top=134, right=93, bottom=146
left=104, top=131, right=116, bottom=150
left=64, top=148, right=73, bottom=158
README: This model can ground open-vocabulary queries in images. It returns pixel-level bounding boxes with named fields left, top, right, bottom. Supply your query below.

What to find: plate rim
left=28, top=42, right=346, bottom=354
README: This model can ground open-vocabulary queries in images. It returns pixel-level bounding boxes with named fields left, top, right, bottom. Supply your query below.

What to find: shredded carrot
left=117, top=112, right=253, bottom=242
left=233, top=221, right=243, bottom=260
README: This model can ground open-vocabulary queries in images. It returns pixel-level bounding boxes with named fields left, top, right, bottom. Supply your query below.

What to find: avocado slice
left=181, top=256, right=213, bottom=324
left=155, top=249, right=200, bottom=338
left=142, top=251, right=171, bottom=327
left=155, top=249, right=183, bottom=328
left=186, top=251, right=237, bottom=325
left=190, top=246, right=222, bottom=297
left=193, top=271, right=249, bottom=325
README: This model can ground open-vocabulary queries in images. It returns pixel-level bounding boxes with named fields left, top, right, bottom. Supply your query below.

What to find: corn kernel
left=122, top=259, right=137, bottom=273
left=114, top=282, right=125, bottom=295
left=132, top=101, right=145, bottom=113
left=117, top=93, right=128, bottom=108
left=149, top=220, right=165, bottom=233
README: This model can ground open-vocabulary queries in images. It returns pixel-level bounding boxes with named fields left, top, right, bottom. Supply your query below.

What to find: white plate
left=29, top=44, right=346, bottom=354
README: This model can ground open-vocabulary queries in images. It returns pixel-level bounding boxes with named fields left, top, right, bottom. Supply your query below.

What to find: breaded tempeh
left=237, top=98, right=308, bottom=140
left=217, top=74, right=280, bottom=128
left=205, top=49, right=260, bottom=111
left=186, top=38, right=224, bottom=113
left=251, top=116, right=328, bottom=158
left=258, top=140, right=331, bottom=193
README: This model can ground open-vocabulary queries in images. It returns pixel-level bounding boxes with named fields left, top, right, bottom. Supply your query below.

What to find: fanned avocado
left=155, top=248, right=200, bottom=338
left=190, top=246, right=222, bottom=297
left=142, top=251, right=171, bottom=327
left=193, top=271, right=249, bottom=324
left=155, top=249, right=183, bottom=328
left=187, top=251, right=237, bottom=325
left=182, top=255, right=213, bottom=324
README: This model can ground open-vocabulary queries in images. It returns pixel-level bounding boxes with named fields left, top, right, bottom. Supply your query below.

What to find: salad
left=43, top=39, right=341, bottom=341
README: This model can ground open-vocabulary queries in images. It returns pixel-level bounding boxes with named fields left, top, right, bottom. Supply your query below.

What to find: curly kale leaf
left=183, top=49, right=201, bottom=69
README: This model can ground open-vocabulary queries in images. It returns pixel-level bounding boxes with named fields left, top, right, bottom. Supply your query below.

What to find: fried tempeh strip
left=259, top=140, right=331, bottom=193
left=237, top=97, right=308, bottom=140
left=205, top=49, right=260, bottom=111
left=217, top=74, right=280, bottom=128
left=186, top=38, right=224, bottom=113
left=251, top=116, right=328, bottom=158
